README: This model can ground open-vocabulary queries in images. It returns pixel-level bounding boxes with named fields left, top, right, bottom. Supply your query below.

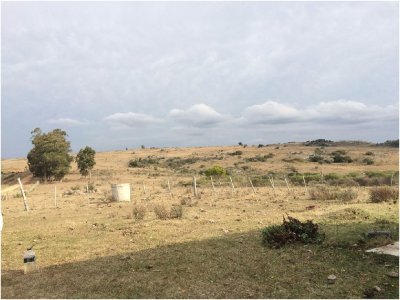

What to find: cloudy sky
left=2, top=1, right=398, bottom=158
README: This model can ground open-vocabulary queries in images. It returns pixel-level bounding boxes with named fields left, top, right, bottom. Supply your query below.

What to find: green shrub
left=362, top=158, right=374, bottom=165
left=262, top=216, right=325, bottom=248
left=308, top=154, right=324, bottom=163
left=325, top=173, right=340, bottom=180
left=205, top=166, right=226, bottom=177
left=332, top=153, right=353, bottom=163
left=228, top=150, right=243, bottom=156
left=369, top=187, right=399, bottom=203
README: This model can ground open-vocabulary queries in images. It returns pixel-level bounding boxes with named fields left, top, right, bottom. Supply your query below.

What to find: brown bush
left=153, top=203, right=169, bottom=219
left=309, top=186, right=357, bottom=201
left=369, top=187, right=399, bottom=203
left=170, top=204, right=183, bottom=218
left=132, top=204, right=146, bottom=220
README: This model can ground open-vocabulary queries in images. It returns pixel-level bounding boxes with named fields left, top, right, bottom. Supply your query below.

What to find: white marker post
left=390, top=172, right=395, bottom=186
left=18, top=178, right=29, bottom=211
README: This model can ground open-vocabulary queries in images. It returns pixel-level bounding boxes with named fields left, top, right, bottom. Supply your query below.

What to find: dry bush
left=132, top=204, right=146, bottom=220
left=309, top=186, right=357, bottom=201
left=154, top=203, right=169, bottom=219
left=369, top=187, right=399, bottom=203
left=170, top=204, right=183, bottom=218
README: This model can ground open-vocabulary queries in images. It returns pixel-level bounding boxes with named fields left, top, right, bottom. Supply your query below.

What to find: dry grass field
left=1, top=142, right=399, bottom=298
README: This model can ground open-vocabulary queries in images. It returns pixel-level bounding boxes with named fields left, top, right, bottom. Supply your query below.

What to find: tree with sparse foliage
left=27, top=128, right=73, bottom=182
left=76, top=146, right=96, bottom=177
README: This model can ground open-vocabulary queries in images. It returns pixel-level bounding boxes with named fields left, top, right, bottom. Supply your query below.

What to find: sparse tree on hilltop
left=76, top=146, right=96, bottom=177
left=27, top=128, right=73, bottom=182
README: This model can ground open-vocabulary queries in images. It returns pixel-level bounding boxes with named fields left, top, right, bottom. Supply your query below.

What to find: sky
left=1, top=1, right=399, bottom=158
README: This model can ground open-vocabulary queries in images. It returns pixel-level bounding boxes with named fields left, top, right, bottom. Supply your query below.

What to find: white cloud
left=47, top=118, right=89, bottom=126
left=240, top=100, right=398, bottom=126
left=104, top=112, right=162, bottom=128
left=169, top=103, right=228, bottom=127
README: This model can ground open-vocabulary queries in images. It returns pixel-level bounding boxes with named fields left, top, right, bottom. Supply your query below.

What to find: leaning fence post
left=268, top=175, right=276, bottom=196
left=248, top=177, right=256, bottom=194
left=390, top=172, right=395, bottom=186
left=284, top=175, right=290, bottom=192
left=17, top=178, right=29, bottom=211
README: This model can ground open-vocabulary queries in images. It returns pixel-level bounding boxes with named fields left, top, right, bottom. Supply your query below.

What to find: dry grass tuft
left=369, top=187, right=399, bottom=203
left=132, top=204, right=147, bottom=220
left=169, top=204, right=183, bottom=218
left=154, top=203, right=169, bottom=219
left=309, top=186, right=357, bottom=201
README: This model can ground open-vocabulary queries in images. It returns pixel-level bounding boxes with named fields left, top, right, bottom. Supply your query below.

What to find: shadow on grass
left=2, top=221, right=399, bottom=299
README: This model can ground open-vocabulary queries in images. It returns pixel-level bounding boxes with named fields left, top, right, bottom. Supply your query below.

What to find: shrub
left=369, top=187, right=399, bottom=203
left=205, top=166, right=226, bottom=177
left=332, top=153, right=353, bottom=163
left=309, top=186, right=357, bottom=201
left=228, top=150, right=243, bottom=156
left=132, top=205, right=146, bottom=220
left=365, top=151, right=374, bottom=156
left=308, top=154, right=324, bottom=163
left=153, top=203, right=169, bottom=219
left=362, top=158, right=374, bottom=165
left=262, top=216, right=325, bottom=248
left=170, top=205, right=183, bottom=218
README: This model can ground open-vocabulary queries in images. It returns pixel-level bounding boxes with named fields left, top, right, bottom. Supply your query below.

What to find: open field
left=1, top=143, right=399, bottom=298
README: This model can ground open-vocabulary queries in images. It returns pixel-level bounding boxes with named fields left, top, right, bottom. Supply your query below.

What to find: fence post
left=167, top=179, right=173, bottom=199
left=284, top=175, right=290, bottom=192
left=54, top=185, right=57, bottom=208
left=229, top=176, right=235, bottom=195
left=210, top=176, right=216, bottom=194
left=248, top=177, right=256, bottom=194
left=302, top=175, right=308, bottom=194
left=17, top=178, right=29, bottom=211
left=193, top=176, right=198, bottom=198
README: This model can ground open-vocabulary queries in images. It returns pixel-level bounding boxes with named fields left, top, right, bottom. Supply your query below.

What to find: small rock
left=373, top=286, right=381, bottom=292
left=194, top=215, right=199, bottom=219
left=258, top=221, right=263, bottom=225
left=222, top=229, right=229, bottom=234
left=235, top=218, right=241, bottom=222
left=200, top=208, right=206, bottom=212
left=384, top=264, right=392, bottom=267
left=386, top=271, right=399, bottom=278
left=121, top=255, right=131, bottom=260
left=327, top=274, right=336, bottom=284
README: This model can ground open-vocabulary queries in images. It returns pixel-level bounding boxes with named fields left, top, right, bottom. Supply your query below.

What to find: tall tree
left=27, top=128, right=73, bottom=182
left=75, top=146, right=96, bottom=177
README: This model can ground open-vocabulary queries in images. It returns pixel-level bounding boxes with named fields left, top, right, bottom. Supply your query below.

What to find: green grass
left=2, top=218, right=399, bottom=299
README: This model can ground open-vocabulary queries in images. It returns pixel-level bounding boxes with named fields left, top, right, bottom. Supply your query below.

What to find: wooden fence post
left=167, top=179, right=173, bottom=199
left=229, top=176, right=235, bottom=195
left=193, top=176, right=198, bottom=198
left=248, top=177, right=256, bottom=194
left=17, top=178, right=29, bottom=211
left=284, top=175, right=290, bottom=192
left=302, top=175, right=308, bottom=194
left=54, top=185, right=57, bottom=208
left=210, top=176, right=216, bottom=194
